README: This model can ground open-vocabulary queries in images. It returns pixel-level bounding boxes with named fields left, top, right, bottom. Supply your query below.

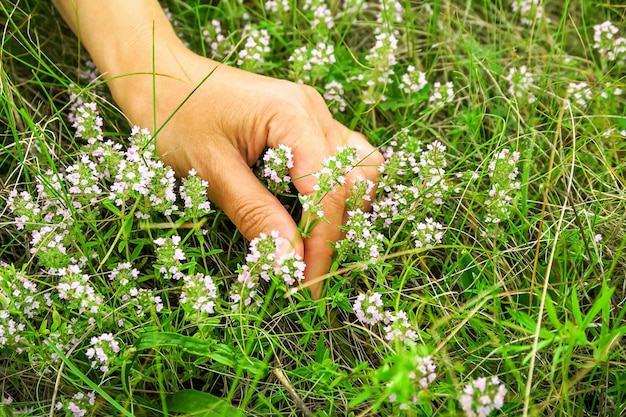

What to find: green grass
left=1, top=0, right=625, bottom=416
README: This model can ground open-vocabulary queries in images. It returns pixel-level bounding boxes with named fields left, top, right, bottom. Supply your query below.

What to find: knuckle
left=369, top=148, right=385, bottom=166
left=323, top=190, right=347, bottom=212
left=291, top=82, right=327, bottom=108
left=231, top=197, right=274, bottom=240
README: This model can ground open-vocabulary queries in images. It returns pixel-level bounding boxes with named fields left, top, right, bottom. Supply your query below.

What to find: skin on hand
left=53, top=0, right=383, bottom=298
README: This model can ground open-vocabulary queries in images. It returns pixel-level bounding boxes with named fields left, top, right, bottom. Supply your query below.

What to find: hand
left=52, top=0, right=383, bottom=298
left=117, top=48, right=382, bottom=297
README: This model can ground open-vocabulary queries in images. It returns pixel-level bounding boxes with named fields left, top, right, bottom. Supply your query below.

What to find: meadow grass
left=1, top=0, right=625, bottom=416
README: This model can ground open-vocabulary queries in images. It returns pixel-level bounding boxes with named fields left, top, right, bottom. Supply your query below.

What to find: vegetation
left=1, top=0, right=625, bottom=416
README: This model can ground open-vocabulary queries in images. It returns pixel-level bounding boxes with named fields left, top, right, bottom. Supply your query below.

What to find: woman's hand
left=53, top=0, right=383, bottom=298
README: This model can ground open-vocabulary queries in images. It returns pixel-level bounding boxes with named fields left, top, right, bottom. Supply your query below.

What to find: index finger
left=296, top=126, right=383, bottom=298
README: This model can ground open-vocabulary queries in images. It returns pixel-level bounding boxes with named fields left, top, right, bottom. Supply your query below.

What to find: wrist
left=54, top=0, right=186, bottom=87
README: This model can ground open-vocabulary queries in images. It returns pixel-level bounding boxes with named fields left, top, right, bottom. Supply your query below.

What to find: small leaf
left=582, top=285, right=614, bottom=329
left=102, top=199, right=122, bottom=217
left=134, top=332, right=267, bottom=377
left=39, top=318, right=49, bottom=335
left=571, top=288, right=583, bottom=327
left=543, top=292, right=562, bottom=330
left=166, top=389, right=245, bottom=417
left=348, top=389, right=373, bottom=408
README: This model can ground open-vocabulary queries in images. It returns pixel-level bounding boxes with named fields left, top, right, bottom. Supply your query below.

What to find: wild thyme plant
left=2, top=1, right=625, bottom=416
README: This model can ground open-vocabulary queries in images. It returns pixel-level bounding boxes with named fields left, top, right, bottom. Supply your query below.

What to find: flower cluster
left=418, top=140, right=449, bottom=206
left=229, top=266, right=259, bottom=310
left=0, top=311, right=25, bottom=348
left=8, top=175, right=77, bottom=269
left=346, top=176, right=376, bottom=212
left=504, top=66, right=536, bottom=105
left=40, top=329, right=79, bottom=367
left=261, top=144, right=294, bottom=194
left=289, top=42, right=336, bottom=84
left=69, top=98, right=103, bottom=143
left=237, top=25, right=271, bottom=71
left=298, top=146, right=359, bottom=236
left=372, top=184, right=418, bottom=227
left=376, top=0, right=404, bottom=24
left=413, top=356, right=438, bottom=390
left=85, top=333, right=121, bottom=373
left=428, top=81, right=455, bottom=110
left=592, top=21, right=626, bottom=64
left=7, top=189, right=41, bottom=231
left=352, top=291, right=385, bottom=325
left=0, top=266, right=49, bottom=321
left=299, top=145, right=360, bottom=227
left=377, top=129, right=421, bottom=192
left=179, top=169, right=212, bottom=220
left=336, top=209, right=384, bottom=266
left=336, top=169, right=380, bottom=265
left=29, top=225, right=74, bottom=269
left=203, top=19, right=234, bottom=60
left=127, top=288, right=164, bottom=318
left=107, top=262, right=162, bottom=321
left=64, top=154, right=103, bottom=209
left=511, top=0, right=545, bottom=26
left=360, top=30, right=399, bottom=105
left=399, top=65, right=428, bottom=95
left=459, top=376, right=507, bottom=417
left=384, top=353, right=438, bottom=409
left=302, top=0, right=335, bottom=40
left=373, top=133, right=448, bottom=247
left=341, top=0, right=368, bottom=17
left=412, top=218, right=445, bottom=249
left=108, top=262, right=139, bottom=287
left=275, top=253, right=306, bottom=286
left=229, top=231, right=306, bottom=309
left=55, top=391, right=96, bottom=417
left=88, top=136, right=124, bottom=180
left=154, top=235, right=186, bottom=280
left=180, top=273, right=219, bottom=319
left=109, top=128, right=178, bottom=217
left=384, top=310, right=418, bottom=344
left=56, top=264, right=104, bottom=321
left=352, top=291, right=418, bottom=345
left=78, top=59, right=100, bottom=86
left=566, top=81, right=593, bottom=110
left=483, top=149, right=521, bottom=227
left=324, top=80, right=347, bottom=113
left=265, top=0, right=290, bottom=16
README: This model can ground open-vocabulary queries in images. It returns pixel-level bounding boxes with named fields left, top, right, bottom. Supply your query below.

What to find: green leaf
left=522, top=339, right=553, bottom=365
left=134, top=332, right=267, bottom=377
left=39, top=318, right=49, bottom=335
left=458, top=250, right=480, bottom=291
left=507, top=308, right=554, bottom=340
left=102, top=199, right=123, bottom=217
left=166, top=389, right=245, bottom=417
left=315, top=333, right=326, bottom=363
left=543, top=292, right=562, bottom=330
left=348, top=389, right=373, bottom=408
left=582, top=285, right=614, bottom=329
left=0, top=404, right=14, bottom=417
left=571, top=288, right=583, bottom=327
left=46, top=339, right=134, bottom=417
left=134, top=331, right=215, bottom=355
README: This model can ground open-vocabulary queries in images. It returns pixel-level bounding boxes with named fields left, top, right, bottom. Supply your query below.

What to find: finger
left=194, top=142, right=304, bottom=261
left=301, top=188, right=346, bottom=299
left=338, top=122, right=384, bottom=212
